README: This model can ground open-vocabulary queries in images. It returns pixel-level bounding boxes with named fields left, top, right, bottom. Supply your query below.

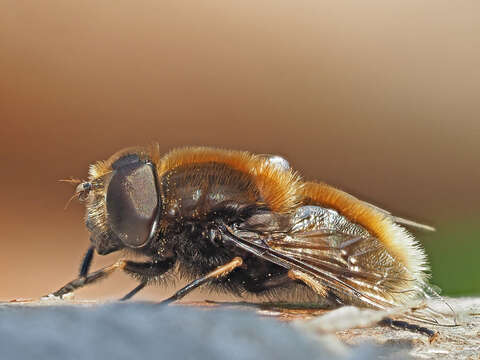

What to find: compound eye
left=106, top=158, right=158, bottom=248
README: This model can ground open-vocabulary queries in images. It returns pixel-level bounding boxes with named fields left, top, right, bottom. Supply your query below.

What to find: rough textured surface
left=0, top=302, right=380, bottom=360
left=205, top=298, right=480, bottom=359
left=0, top=298, right=478, bottom=359
left=292, top=299, right=480, bottom=360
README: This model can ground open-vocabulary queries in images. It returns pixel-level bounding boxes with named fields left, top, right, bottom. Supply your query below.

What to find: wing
left=360, top=199, right=436, bottom=232
left=219, top=205, right=444, bottom=322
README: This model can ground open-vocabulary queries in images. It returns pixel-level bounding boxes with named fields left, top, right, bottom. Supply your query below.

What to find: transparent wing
left=359, top=199, right=436, bottom=232
left=221, top=206, right=451, bottom=325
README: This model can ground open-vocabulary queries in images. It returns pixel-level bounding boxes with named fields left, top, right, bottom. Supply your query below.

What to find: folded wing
left=222, top=205, right=429, bottom=311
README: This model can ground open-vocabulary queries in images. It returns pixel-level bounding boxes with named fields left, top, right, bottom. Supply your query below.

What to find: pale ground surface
left=1, top=297, right=478, bottom=359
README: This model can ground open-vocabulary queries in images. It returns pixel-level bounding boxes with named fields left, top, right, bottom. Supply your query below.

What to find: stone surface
left=0, top=297, right=478, bottom=359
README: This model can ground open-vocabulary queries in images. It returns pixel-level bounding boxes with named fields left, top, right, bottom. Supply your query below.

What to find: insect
left=51, top=145, right=447, bottom=337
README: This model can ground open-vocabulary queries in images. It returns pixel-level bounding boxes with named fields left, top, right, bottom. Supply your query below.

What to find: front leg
left=49, top=259, right=128, bottom=298
left=79, top=246, right=95, bottom=277
left=48, top=258, right=175, bottom=299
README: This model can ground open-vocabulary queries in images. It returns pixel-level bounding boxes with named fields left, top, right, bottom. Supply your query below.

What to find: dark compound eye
left=106, top=157, right=159, bottom=248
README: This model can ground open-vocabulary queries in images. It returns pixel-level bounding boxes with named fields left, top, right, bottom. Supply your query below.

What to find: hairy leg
left=49, top=258, right=175, bottom=299
left=160, top=257, right=243, bottom=304
left=288, top=269, right=437, bottom=340
left=379, top=317, right=438, bottom=342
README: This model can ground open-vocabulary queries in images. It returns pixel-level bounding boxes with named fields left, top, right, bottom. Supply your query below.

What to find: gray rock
left=0, top=303, right=381, bottom=360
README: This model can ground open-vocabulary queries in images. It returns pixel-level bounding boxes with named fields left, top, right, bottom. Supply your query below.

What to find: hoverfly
left=51, top=145, right=450, bottom=338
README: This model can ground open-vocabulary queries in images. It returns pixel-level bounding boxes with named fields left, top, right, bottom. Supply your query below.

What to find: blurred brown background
left=1, top=1, right=479, bottom=301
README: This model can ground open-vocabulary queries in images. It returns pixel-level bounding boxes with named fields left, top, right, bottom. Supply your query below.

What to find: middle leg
left=160, top=257, right=243, bottom=304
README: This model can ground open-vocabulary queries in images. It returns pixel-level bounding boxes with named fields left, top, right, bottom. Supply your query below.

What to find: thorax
left=159, top=162, right=260, bottom=222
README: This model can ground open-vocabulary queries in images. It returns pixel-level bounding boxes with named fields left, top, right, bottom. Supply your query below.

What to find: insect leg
left=287, top=269, right=328, bottom=297
left=119, top=259, right=176, bottom=300
left=49, top=258, right=175, bottom=299
left=79, top=246, right=95, bottom=277
left=160, top=257, right=243, bottom=304
left=50, top=259, right=128, bottom=298
left=379, top=317, right=438, bottom=342
left=289, top=271, right=438, bottom=340
left=120, top=281, right=147, bottom=301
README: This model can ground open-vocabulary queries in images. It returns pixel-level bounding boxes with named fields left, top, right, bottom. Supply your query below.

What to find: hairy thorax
left=160, top=162, right=262, bottom=222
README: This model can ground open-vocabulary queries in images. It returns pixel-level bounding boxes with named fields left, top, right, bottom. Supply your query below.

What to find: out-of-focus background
left=1, top=1, right=478, bottom=301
